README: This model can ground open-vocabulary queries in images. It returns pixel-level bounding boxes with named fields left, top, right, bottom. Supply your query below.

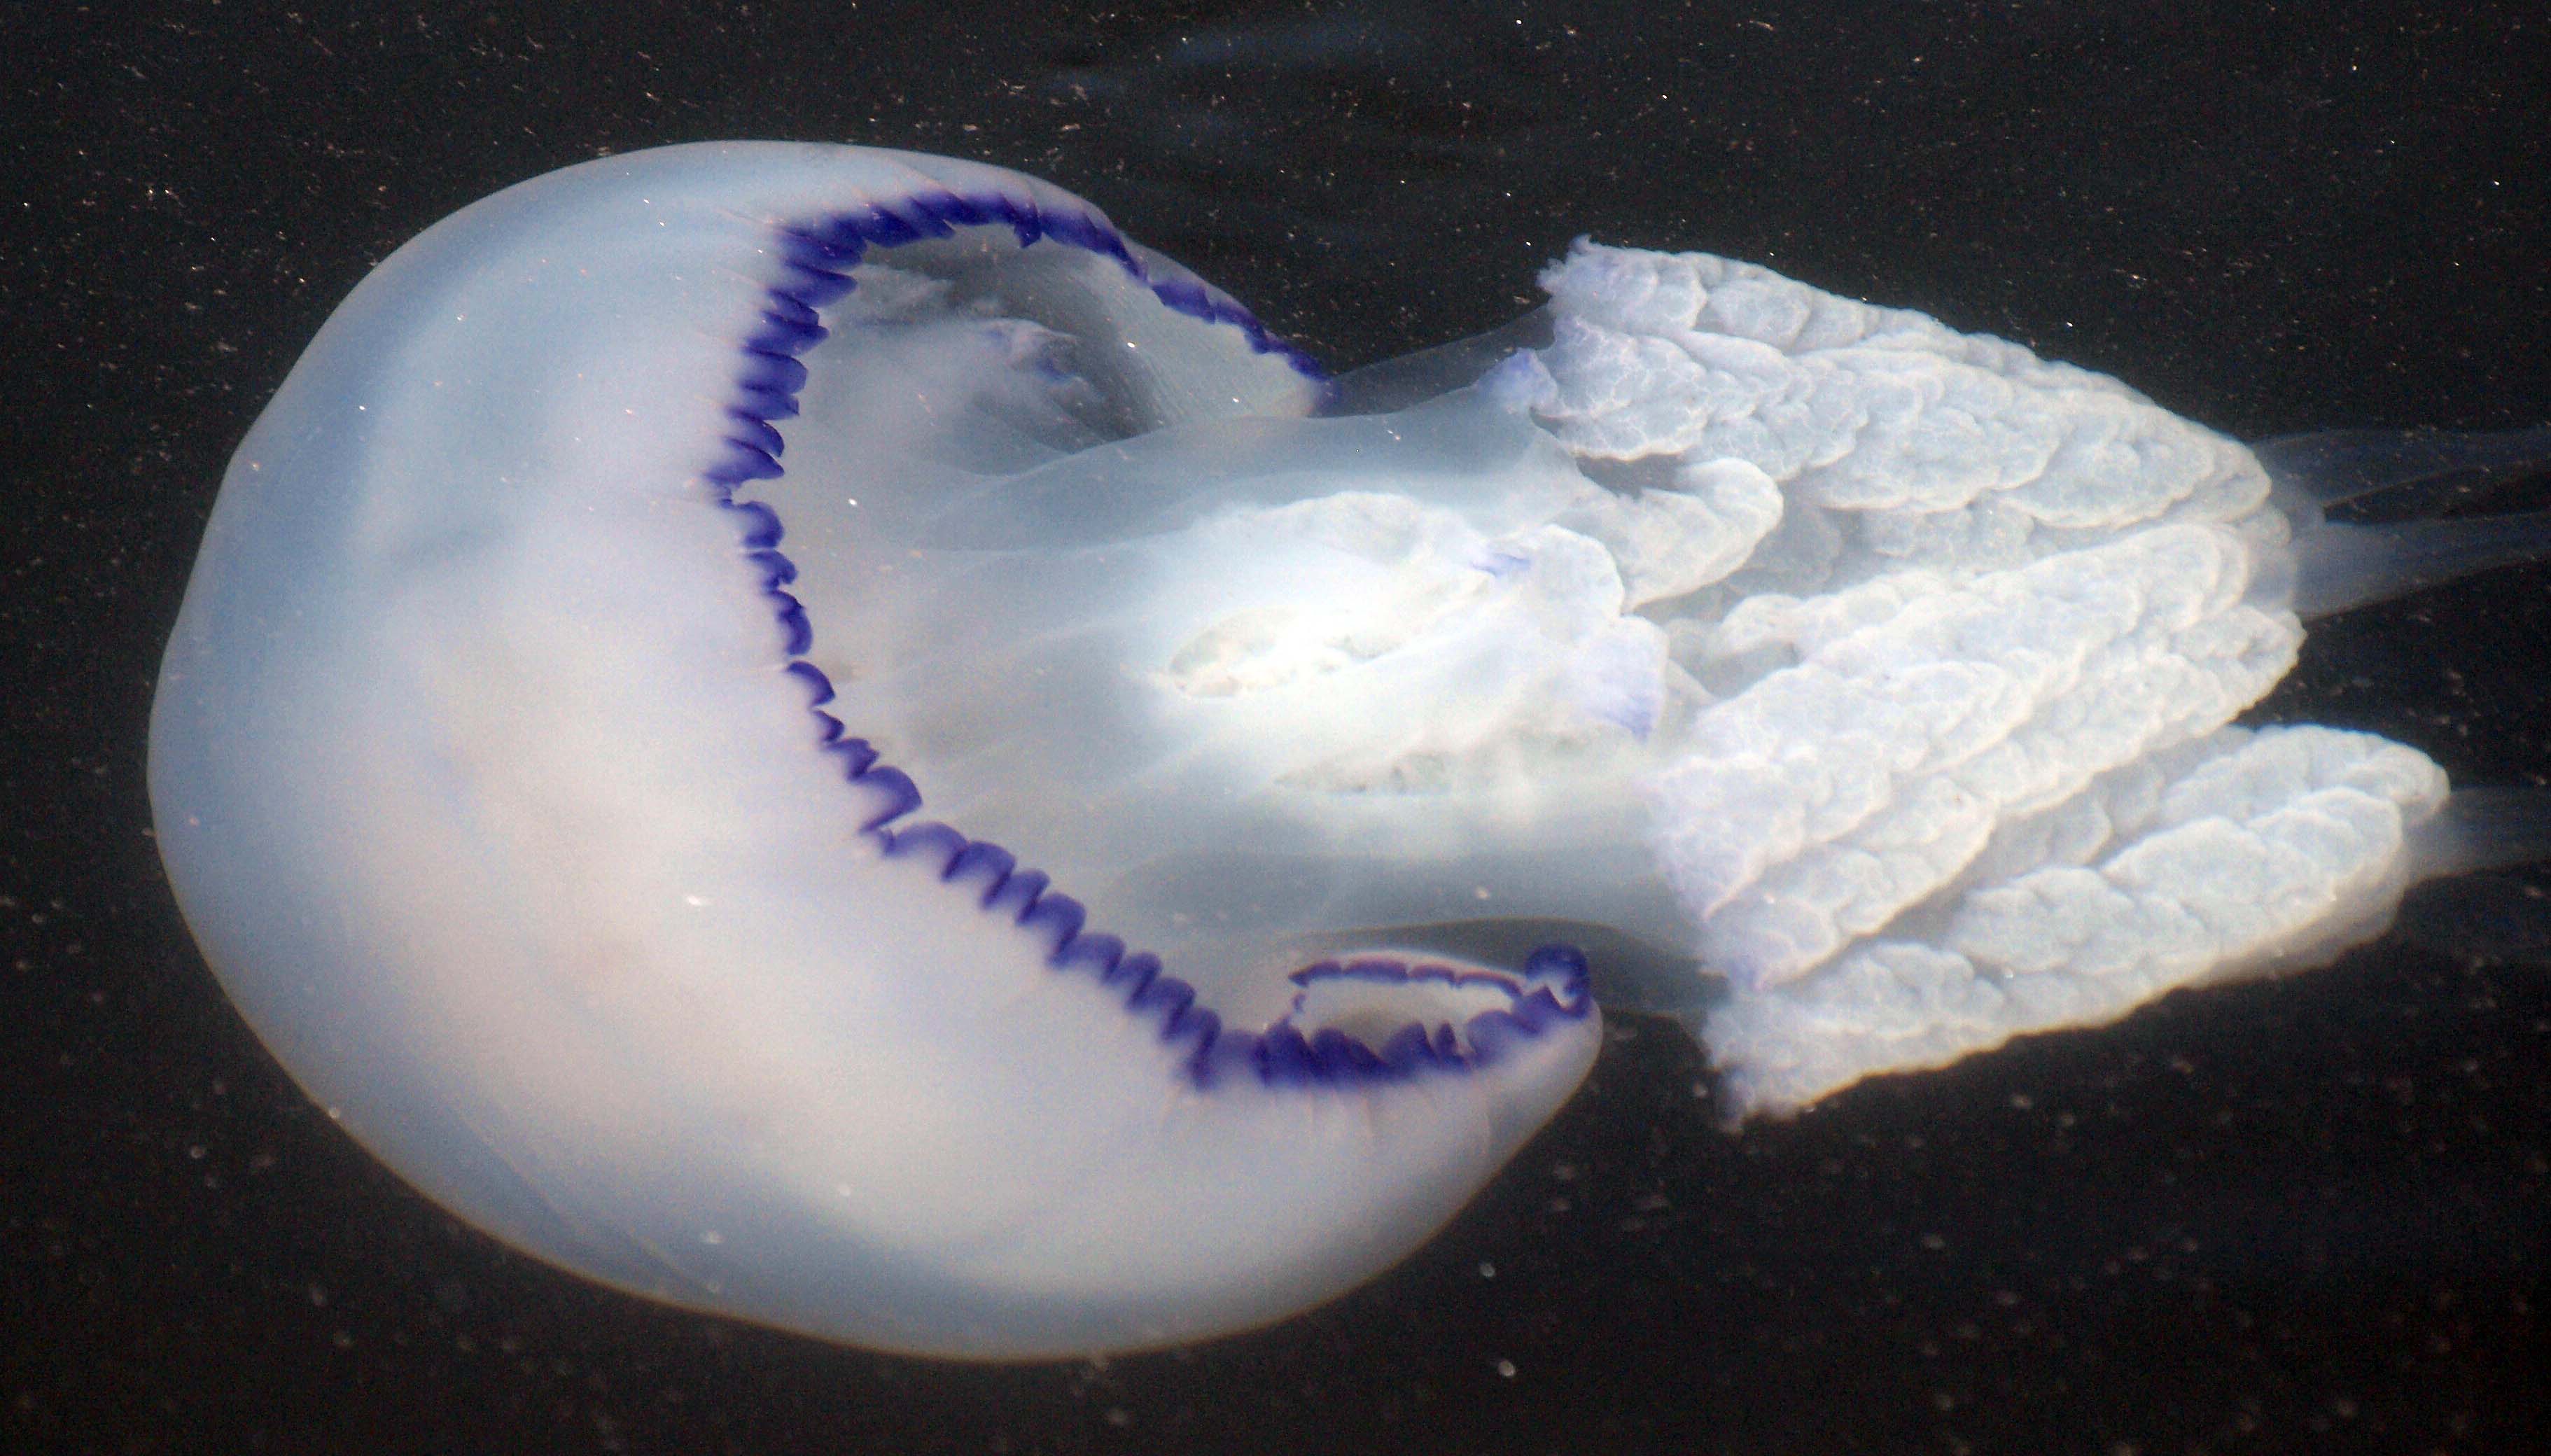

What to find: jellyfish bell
left=148, top=143, right=1604, bottom=1361
left=148, top=141, right=2547, bottom=1358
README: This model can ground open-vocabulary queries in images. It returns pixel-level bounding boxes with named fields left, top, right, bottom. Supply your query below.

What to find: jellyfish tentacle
left=1486, top=240, right=2525, bottom=1114
left=2287, top=508, right=2551, bottom=617
left=152, top=139, right=2543, bottom=1353
left=2252, top=424, right=2551, bottom=617
left=1319, top=306, right=1555, bottom=416
left=2407, top=786, right=2551, bottom=881
left=2256, top=424, right=2551, bottom=510
left=2382, top=787, right=2551, bottom=964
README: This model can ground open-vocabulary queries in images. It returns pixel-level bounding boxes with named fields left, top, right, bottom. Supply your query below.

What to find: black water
left=5, top=2, right=2545, bottom=1452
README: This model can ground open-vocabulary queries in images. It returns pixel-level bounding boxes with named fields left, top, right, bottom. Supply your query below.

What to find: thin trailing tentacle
left=2409, top=787, right=2551, bottom=880
left=2287, top=509, right=2551, bottom=617
left=2256, top=425, right=2551, bottom=510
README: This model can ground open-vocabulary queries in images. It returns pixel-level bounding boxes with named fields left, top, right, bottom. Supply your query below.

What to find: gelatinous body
left=149, top=142, right=2527, bottom=1357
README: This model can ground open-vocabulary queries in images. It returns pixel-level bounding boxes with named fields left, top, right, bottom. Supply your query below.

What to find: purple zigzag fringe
left=697, top=186, right=1591, bottom=1091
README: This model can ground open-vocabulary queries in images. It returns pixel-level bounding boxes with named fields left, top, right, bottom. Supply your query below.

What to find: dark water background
left=5, top=2, right=2546, bottom=1452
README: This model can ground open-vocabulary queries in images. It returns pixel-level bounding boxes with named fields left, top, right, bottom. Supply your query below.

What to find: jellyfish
left=148, top=141, right=2549, bottom=1359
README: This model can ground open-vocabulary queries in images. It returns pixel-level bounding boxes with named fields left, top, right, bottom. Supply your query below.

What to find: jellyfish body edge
left=146, top=142, right=1602, bottom=1359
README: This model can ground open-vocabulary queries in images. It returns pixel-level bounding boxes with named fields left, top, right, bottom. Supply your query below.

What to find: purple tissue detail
left=770, top=597, right=812, bottom=655
left=705, top=440, right=783, bottom=485
left=1311, top=1028, right=1385, bottom=1077
left=782, top=659, right=835, bottom=705
left=774, top=262, right=857, bottom=307
left=1171, top=1009, right=1221, bottom=1067
left=1508, top=988, right=1563, bottom=1033
left=690, top=192, right=1585, bottom=1099
left=737, top=351, right=811, bottom=396
left=1524, top=943, right=1591, bottom=981
left=727, top=387, right=802, bottom=424
left=916, top=192, right=991, bottom=227
left=1129, top=974, right=1194, bottom=1028
left=883, top=820, right=970, bottom=872
left=1381, top=1023, right=1441, bottom=1072
left=1154, top=986, right=1208, bottom=1044
left=726, top=413, right=788, bottom=458
left=1188, top=1027, right=1254, bottom=1088
left=724, top=500, right=785, bottom=549
left=1291, top=956, right=1518, bottom=995
left=733, top=384, right=804, bottom=423
left=982, top=869, right=1050, bottom=921
left=850, top=766, right=921, bottom=830
left=762, top=293, right=825, bottom=327
left=1272, top=947, right=1596, bottom=1079
left=1149, top=277, right=1209, bottom=313
left=746, top=548, right=797, bottom=587
left=873, top=195, right=957, bottom=240
left=1462, top=1007, right=1560, bottom=1065
left=1523, top=944, right=1595, bottom=1019
left=748, top=298, right=829, bottom=350
left=944, top=842, right=1017, bottom=901
left=1036, top=210, right=1107, bottom=253
left=853, top=206, right=924, bottom=247
left=1259, top=1024, right=1318, bottom=1084
left=1018, top=894, right=1087, bottom=954
left=780, top=225, right=865, bottom=265
left=1103, top=951, right=1161, bottom=999
left=1053, top=933, right=1125, bottom=977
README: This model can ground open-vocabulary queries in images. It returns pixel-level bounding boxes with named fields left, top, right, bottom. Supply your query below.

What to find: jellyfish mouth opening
left=697, top=197, right=1594, bottom=1092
